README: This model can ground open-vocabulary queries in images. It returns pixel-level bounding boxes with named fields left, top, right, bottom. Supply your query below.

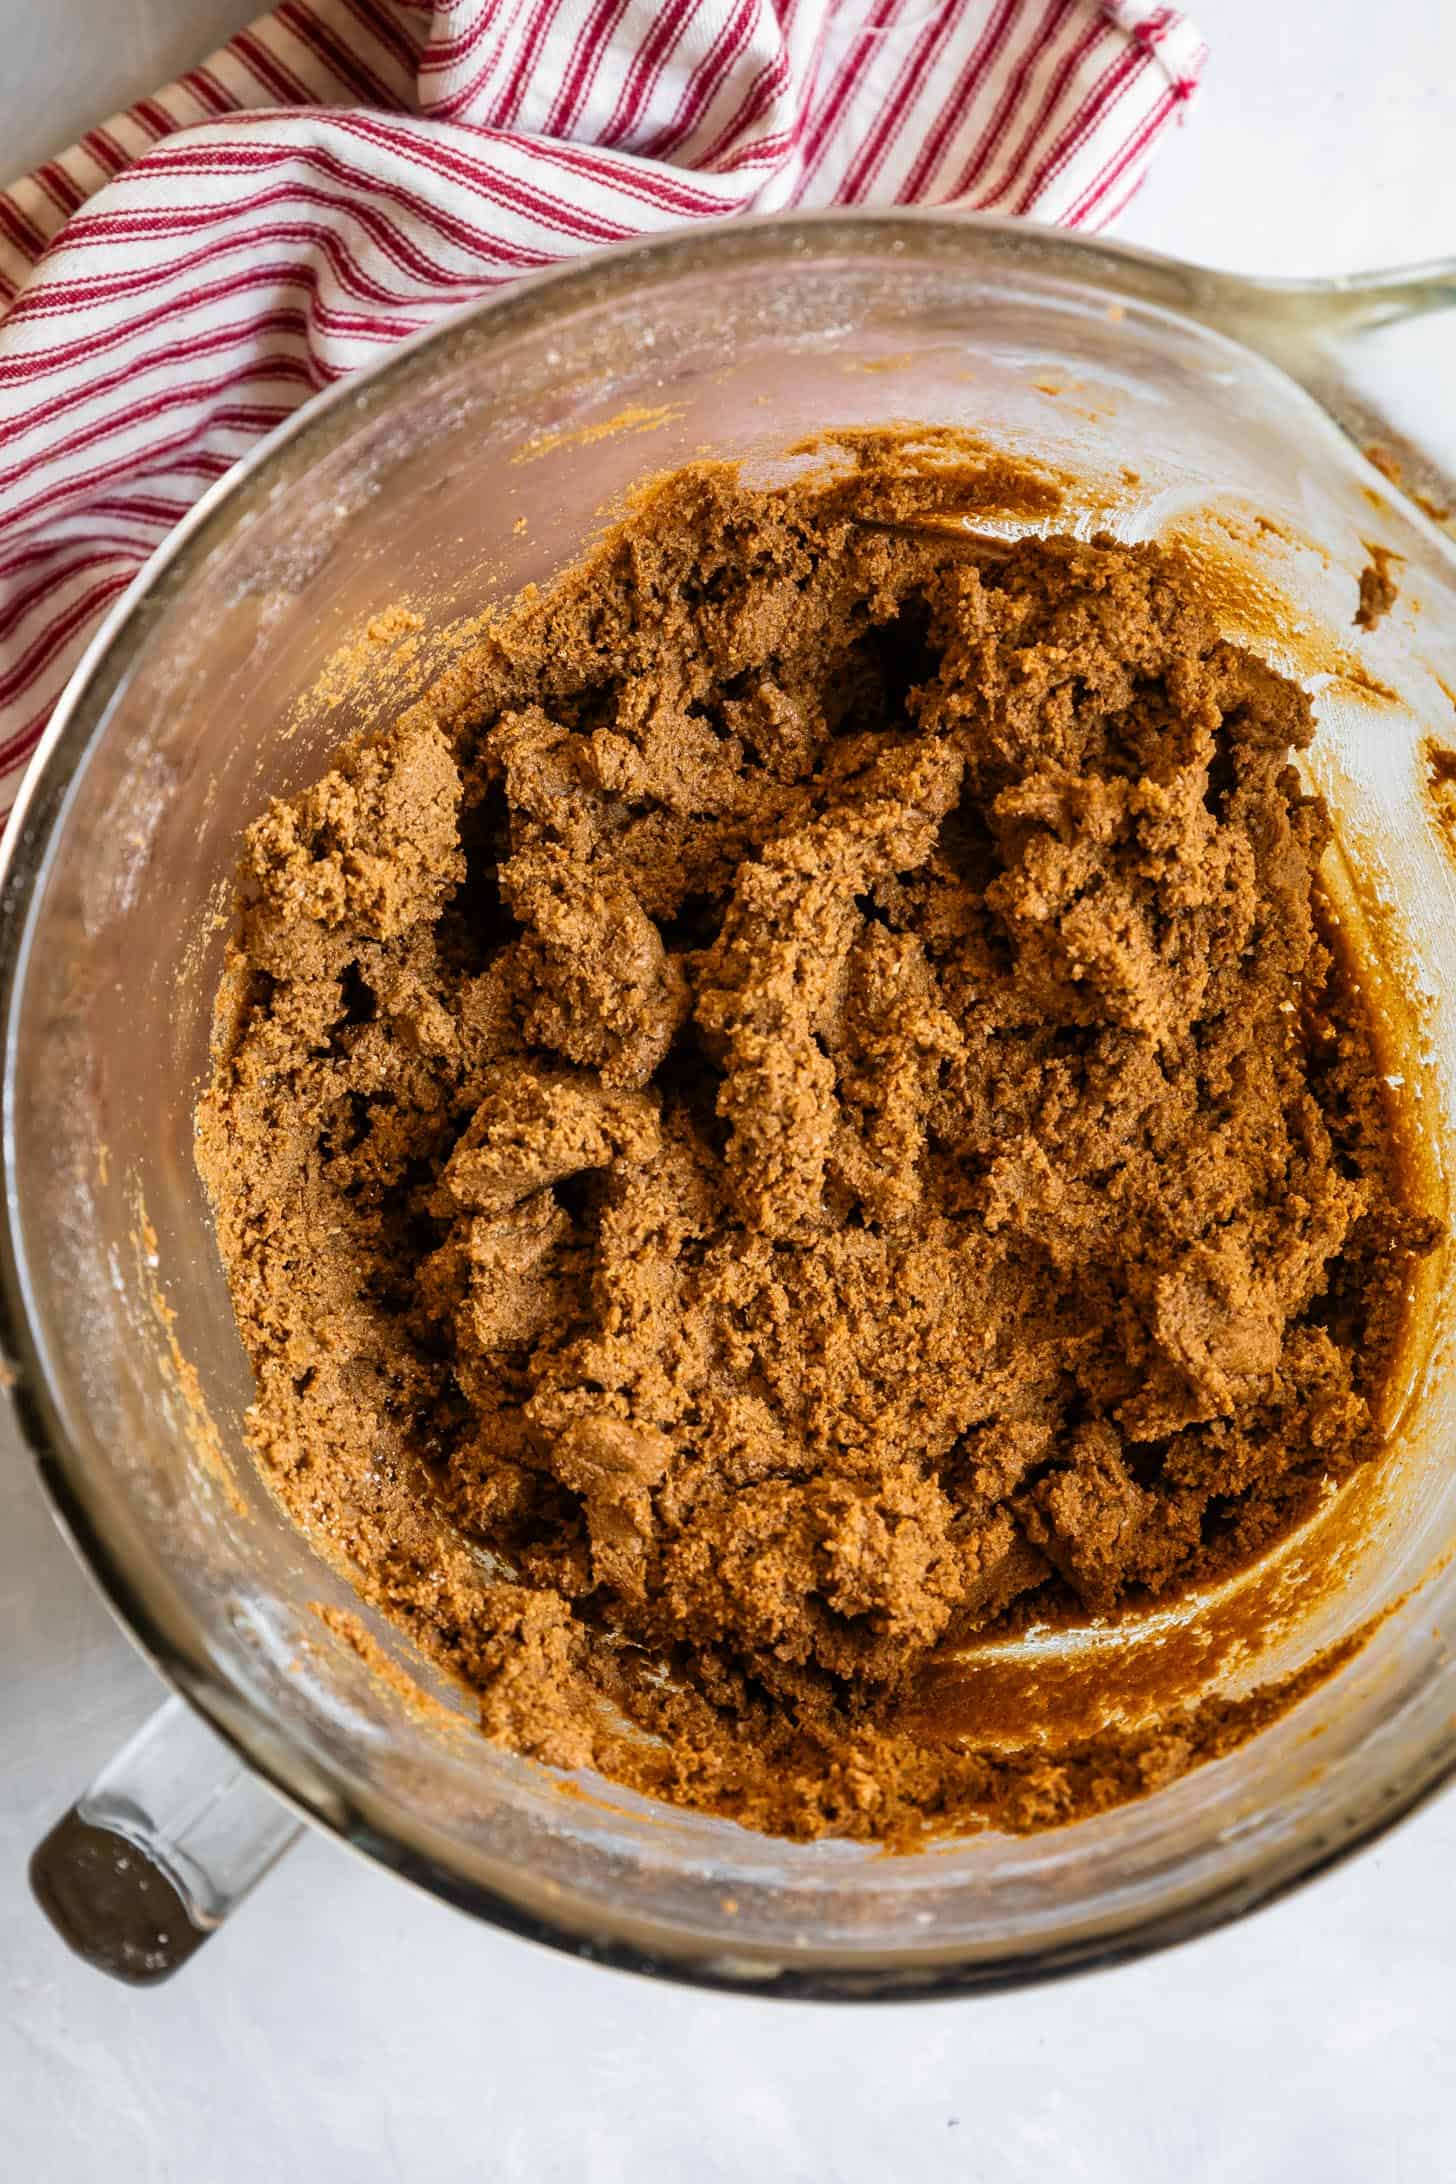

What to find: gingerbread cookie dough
left=1355, top=542, right=1402, bottom=630
left=199, top=440, right=1437, bottom=1842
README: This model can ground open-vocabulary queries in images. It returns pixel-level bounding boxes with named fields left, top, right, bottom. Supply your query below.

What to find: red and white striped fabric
left=0, top=0, right=1206, bottom=820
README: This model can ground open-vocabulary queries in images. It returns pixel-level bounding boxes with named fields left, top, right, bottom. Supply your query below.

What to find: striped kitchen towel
left=0, top=0, right=1206, bottom=819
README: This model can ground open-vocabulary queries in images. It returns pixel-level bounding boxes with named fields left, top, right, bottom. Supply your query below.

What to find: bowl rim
left=4, top=206, right=1453, bottom=2001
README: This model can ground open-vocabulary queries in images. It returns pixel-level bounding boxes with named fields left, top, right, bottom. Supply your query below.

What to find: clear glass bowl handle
left=1161, top=256, right=1456, bottom=523
left=30, top=1697, right=301, bottom=1983
left=1239, top=264, right=1456, bottom=515
left=950, top=234, right=1456, bottom=520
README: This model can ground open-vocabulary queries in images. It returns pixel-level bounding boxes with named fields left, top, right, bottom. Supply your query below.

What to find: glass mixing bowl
left=8, top=214, right=1456, bottom=1995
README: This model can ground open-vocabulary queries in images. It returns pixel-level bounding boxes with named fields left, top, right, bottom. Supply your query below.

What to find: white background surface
left=4, top=5, right=1456, bottom=2179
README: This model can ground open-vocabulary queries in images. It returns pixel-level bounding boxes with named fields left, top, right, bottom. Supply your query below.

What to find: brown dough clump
left=199, top=448, right=1437, bottom=1842
left=1355, top=542, right=1401, bottom=630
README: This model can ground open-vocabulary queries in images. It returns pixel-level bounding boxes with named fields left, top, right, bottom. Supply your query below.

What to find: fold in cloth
left=0, top=0, right=1205, bottom=817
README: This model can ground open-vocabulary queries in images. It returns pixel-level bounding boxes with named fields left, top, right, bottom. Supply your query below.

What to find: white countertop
left=5, top=5, right=1456, bottom=2178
